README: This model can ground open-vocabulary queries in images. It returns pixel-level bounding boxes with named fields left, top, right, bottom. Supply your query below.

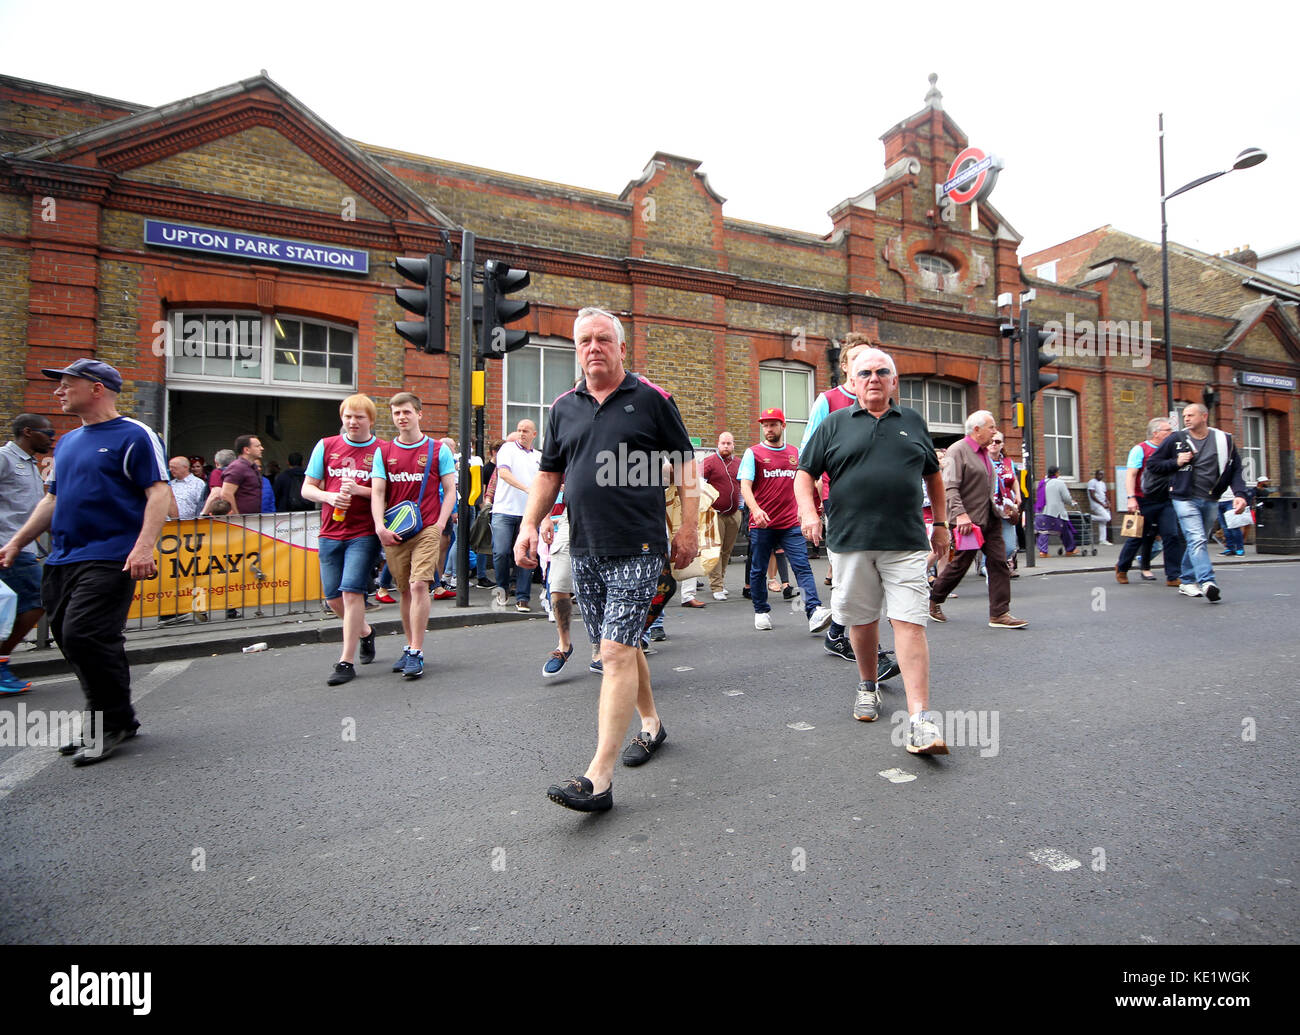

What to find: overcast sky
left=3, top=0, right=1296, bottom=262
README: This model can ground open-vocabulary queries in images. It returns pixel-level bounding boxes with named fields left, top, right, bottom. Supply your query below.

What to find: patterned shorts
left=571, top=553, right=666, bottom=647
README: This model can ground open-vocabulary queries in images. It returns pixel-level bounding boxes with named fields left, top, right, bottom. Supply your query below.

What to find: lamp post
left=1159, top=114, right=1266, bottom=420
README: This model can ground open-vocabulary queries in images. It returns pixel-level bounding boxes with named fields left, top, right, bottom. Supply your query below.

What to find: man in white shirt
left=1086, top=469, right=1112, bottom=545
left=491, top=419, right=540, bottom=612
left=167, top=456, right=207, bottom=520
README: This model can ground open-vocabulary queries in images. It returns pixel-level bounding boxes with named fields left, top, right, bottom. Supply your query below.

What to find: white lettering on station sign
left=144, top=220, right=368, bottom=274
left=1241, top=371, right=1297, bottom=391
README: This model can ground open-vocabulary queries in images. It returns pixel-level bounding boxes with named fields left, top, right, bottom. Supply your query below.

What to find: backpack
left=277, top=469, right=308, bottom=511
left=1139, top=441, right=1172, bottom=500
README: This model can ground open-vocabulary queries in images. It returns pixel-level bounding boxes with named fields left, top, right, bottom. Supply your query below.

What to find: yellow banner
left=130, top=512, right=323, bottom=619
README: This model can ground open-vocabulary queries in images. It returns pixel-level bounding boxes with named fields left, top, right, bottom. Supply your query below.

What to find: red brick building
left=4, top=72, right=1297, bottom=501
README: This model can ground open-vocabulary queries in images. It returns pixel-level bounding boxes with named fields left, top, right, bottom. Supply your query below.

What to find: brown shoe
left=1166, top=578, right=1180, bottom=587
left=988, top=613, right=1028, bottom=629
left=680, top=598, right=706, bottom=608
left=928, top=600, right=947, bottom=623
left=1115, top=569, right=1128, bottom=584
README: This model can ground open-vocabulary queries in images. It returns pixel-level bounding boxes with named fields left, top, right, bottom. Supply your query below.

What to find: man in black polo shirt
left=796, top=347, right=951, bottom=754
left=516, top=307, right=699, bottom=813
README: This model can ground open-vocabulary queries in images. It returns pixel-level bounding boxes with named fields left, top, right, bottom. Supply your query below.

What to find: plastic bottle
left=242, top=642, right=269, bottom=654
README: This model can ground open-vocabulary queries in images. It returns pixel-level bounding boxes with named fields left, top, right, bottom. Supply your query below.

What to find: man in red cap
left=739, top=408, right=831, bottom=634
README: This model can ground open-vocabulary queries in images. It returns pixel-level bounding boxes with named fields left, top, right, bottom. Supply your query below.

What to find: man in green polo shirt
left=796, top=347, right=951, bottom=754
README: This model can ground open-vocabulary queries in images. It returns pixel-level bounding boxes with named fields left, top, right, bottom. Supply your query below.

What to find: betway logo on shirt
left=760, top=468, right=797, bottom=479
left=326, top=467, right=372, bottom=480
left=388, top=470, right=429, bottom=483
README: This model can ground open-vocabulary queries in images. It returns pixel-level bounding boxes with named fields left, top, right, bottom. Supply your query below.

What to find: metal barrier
left=126, top=510, right=325, bottom=632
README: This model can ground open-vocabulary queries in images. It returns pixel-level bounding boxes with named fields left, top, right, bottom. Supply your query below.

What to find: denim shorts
left=318, top=535, right=380, bottom=600
left=0, top=552, right=43, bottom=613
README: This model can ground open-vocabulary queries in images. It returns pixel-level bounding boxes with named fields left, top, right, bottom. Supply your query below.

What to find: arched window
left=914, top=253, right=956, bottom=275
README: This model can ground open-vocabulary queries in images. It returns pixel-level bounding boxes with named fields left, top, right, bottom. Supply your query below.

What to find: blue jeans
left=1000, top=519, right=1017, bottom=560
left=1217, top=500, right=1244, bottom=552
left=1172, top=498, right=1221, bottom=585
left=318, top=535, right=380, bottom=599
left=491, top=512, right=530, bottom=602
left=748, top=526, right=822, bottom=616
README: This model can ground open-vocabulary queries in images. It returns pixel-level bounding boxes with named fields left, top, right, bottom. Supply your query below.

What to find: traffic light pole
left=1020, top=303, right=1036, bottom=569
left=455, top=231, right=475, bottom=609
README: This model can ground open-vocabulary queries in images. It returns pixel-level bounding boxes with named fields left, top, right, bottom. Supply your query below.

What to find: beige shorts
left=547, top=513, right=573, bottom=595
left=827, top=548, right=929, bottom=627
left=385, top=526, right=441, bottom=592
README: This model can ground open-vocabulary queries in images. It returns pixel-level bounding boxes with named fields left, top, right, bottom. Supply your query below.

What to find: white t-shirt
left=492, top=441, right=540, bottom=517
left=1087, top=477, right=1109, bottom=514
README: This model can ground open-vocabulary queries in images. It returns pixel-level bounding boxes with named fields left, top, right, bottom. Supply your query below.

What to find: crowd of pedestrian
left=0, top=332, right=1276, bottom=787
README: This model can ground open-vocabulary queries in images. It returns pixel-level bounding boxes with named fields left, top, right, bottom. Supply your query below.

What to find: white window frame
left=164, top=310, right=357, bottom=399
left=898, top=378, right=967, bottom=436
left=915, top=253, right=956, bottom=275
left=502, top=337, right=578, bottom=446
left=1041, top=389, right=1079, bottom=482
left=1242, top=411, right=1266, bottom=483
left=759, top=360, right=815, bottom=446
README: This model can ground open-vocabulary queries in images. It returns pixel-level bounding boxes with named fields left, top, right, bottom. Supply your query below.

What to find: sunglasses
left=854, top=367, right=894, bottom=380
left=36, top=427, right=57, bottom=438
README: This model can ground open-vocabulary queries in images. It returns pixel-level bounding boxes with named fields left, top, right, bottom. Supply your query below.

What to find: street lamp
left=1159, top=114, right=1267, bottom=419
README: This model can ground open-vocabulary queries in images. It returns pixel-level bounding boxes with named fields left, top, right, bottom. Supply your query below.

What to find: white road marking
left=1029, top=848, right=1082, bottom=871
left=786, top=721, right=815, bottom=731
left=673, top=666, right=693, bottom=672
left=0, top=660, right=191, bottom=801
left=723, top=689, right=744, bottom=697
left=878, top=767, right=916, bottom=784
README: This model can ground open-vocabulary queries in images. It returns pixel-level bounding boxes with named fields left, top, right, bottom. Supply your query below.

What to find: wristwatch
left=935, top=521, right=950, bottom=528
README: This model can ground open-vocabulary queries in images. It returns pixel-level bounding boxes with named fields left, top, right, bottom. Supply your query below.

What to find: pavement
left=8, top=539, right=1297, bottom=680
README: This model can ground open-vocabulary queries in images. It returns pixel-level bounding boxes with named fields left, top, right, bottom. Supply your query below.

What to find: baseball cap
left=41, top=358, right=123, bottom=393
left=757, top=407, right=786, bottom=424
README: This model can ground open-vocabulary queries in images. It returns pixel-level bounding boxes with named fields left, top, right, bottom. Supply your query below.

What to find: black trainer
left=621, top=724, right=667, bottom=766
left=59, top=723, right=138, bottom=756
left=327, top=662, right=356, bottom=686
left=546, top=776, right=613, bottom=812
left=72, top=728, right=130, bottom=767
left=876, top=647, right=902, bottom=683
left=824, top=633, right=856, bottom=662
left=359, top=628, right=376, bottom=664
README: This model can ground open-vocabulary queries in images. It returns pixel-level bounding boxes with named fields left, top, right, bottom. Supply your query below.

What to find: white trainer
left=754, top=613, right=773, bottom=631
left=713, top=590, right=728, bottom=600
left=1177, top=583, right=1202, bottom=598
left=1201, top=582, right=1221, bottom=602
left=807, top=605, right=832, bottom=634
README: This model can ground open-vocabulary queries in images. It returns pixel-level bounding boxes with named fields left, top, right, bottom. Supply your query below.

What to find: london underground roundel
left=944, top=146, right=1003, bottom=206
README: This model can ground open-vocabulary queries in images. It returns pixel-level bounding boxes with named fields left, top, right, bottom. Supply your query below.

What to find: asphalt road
left=2, top=559, right=1297, bottom=944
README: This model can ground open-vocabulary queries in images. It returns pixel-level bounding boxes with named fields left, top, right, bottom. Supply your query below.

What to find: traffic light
left=480, top=259, right=530, bottom=358
left=1021, top=322, right=1059, bottom=398
left=394, top=254, right=446, bottom=354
